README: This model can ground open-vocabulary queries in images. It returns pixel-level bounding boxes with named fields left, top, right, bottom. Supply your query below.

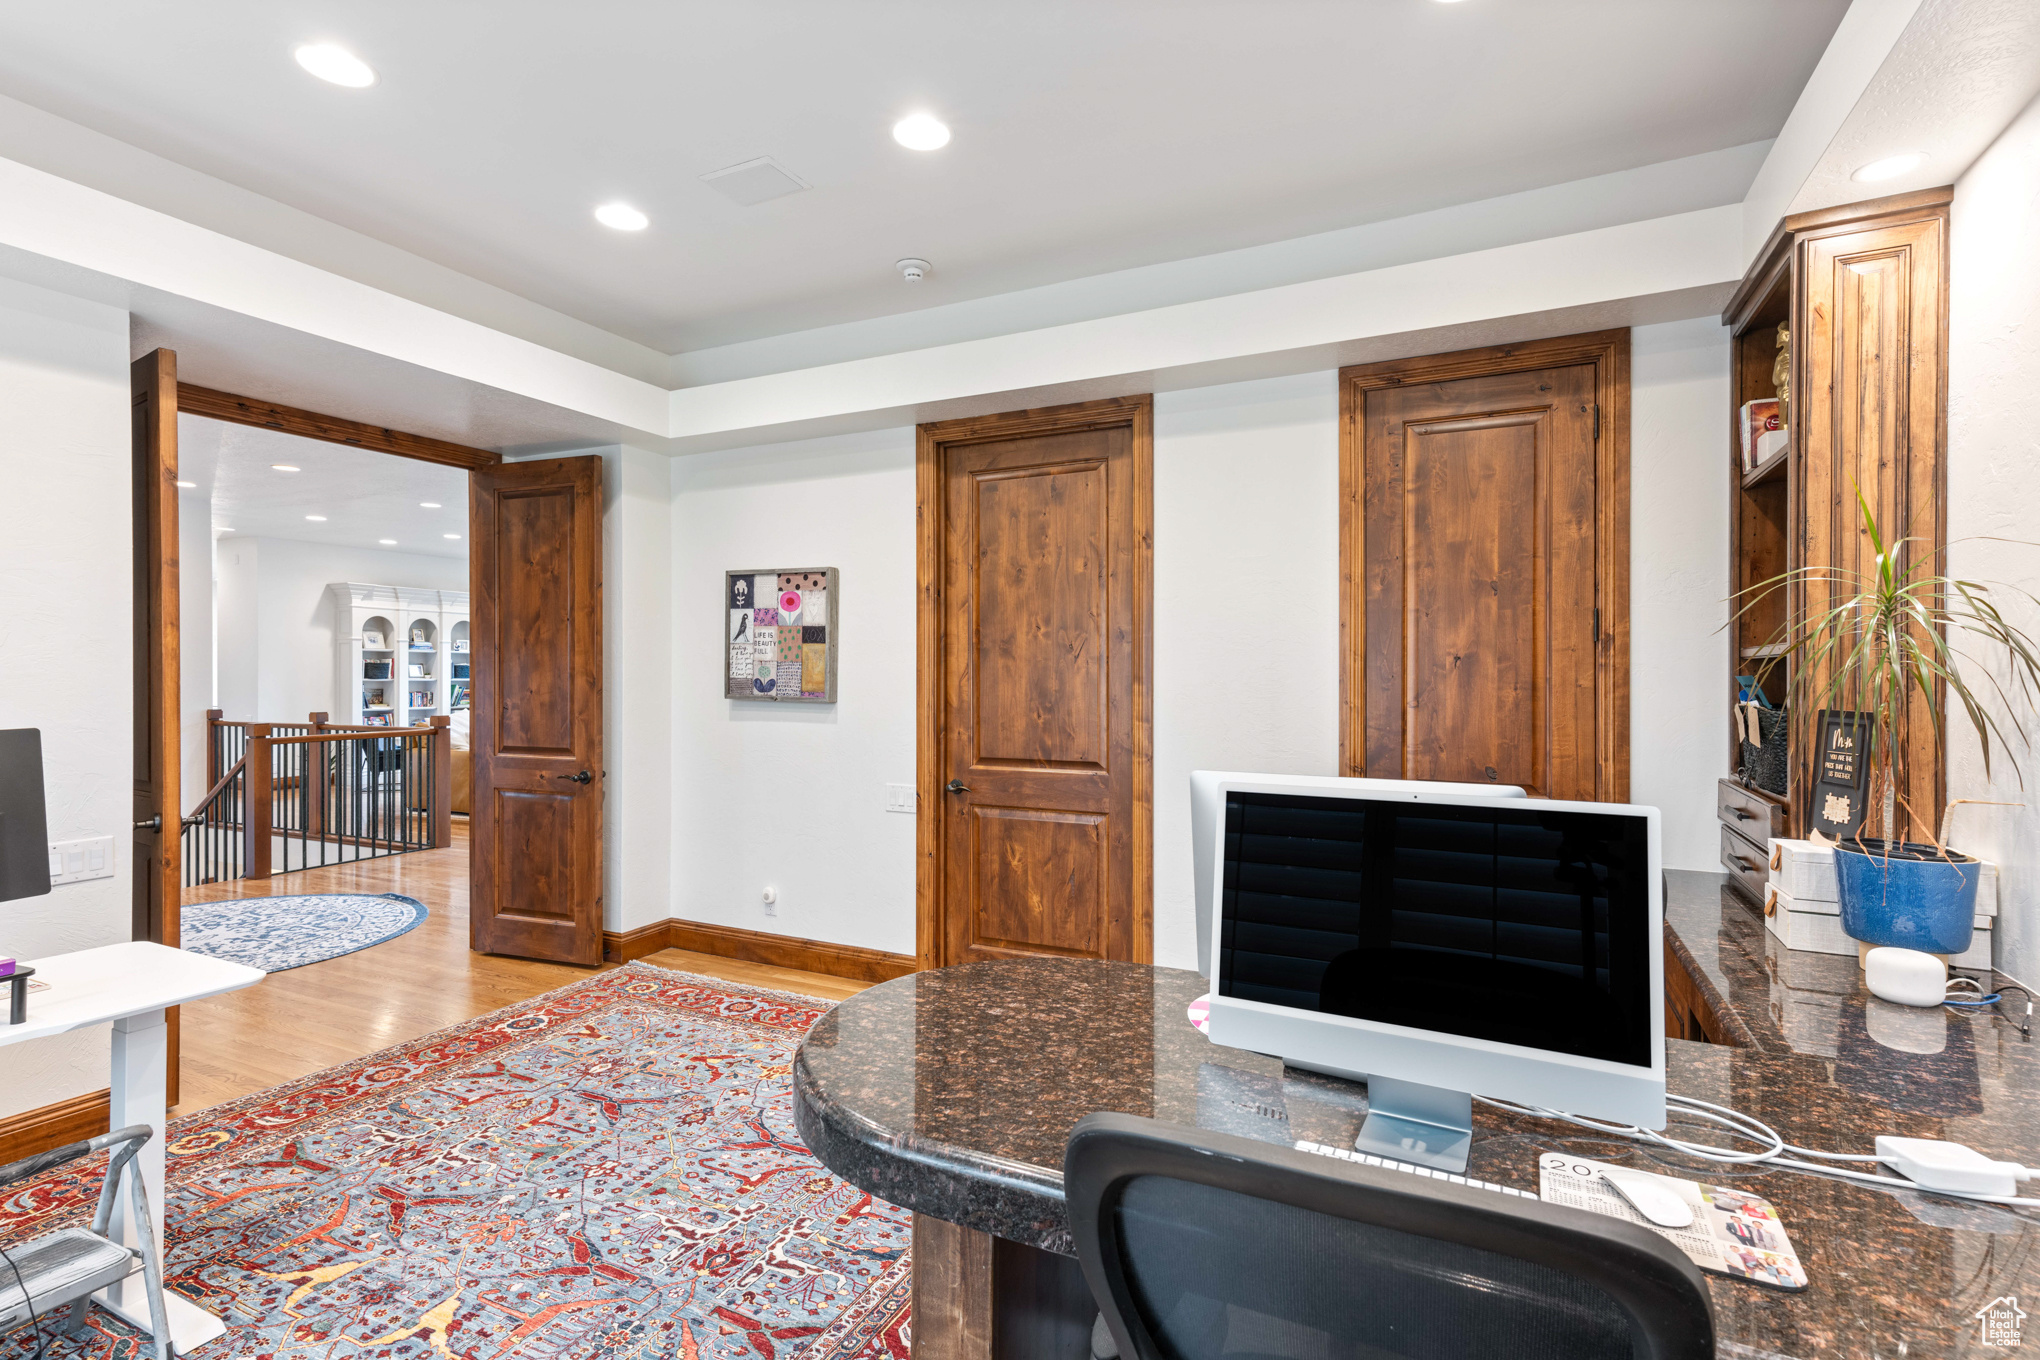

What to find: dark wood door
left=920, top=398, right=1152, bottom=969
left=469, top=456, right=604, bottom=964
left=1356, top=359, right=1604, bottom=798
left=131, top=348, right=181, bottom=1104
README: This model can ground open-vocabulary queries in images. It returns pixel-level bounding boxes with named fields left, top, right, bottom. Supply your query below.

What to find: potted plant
left=1735, top=486, right=2040, bottom=954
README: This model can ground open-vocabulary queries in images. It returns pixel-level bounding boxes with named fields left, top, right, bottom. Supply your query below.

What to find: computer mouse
left=1601, top=1169, right=1694, bottom=1229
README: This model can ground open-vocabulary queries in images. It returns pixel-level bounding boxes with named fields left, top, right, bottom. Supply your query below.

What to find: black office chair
left=1066, top=1113, right=1714, bottom=1360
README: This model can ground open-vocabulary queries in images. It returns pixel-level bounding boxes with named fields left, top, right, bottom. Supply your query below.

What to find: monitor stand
left=1355, top=1075, right=1472, bottom=1173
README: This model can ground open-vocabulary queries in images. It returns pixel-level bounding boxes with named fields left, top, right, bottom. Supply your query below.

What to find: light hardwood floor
left=175, top=820, right=866, bottom=1116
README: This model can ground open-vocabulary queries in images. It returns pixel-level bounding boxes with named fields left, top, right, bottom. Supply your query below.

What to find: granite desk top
left=794, top=876, right=2040, bottom=1359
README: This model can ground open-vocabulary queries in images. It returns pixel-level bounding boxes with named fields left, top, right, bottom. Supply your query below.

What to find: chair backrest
left=1065, top=1114, right=1715, bottom=1360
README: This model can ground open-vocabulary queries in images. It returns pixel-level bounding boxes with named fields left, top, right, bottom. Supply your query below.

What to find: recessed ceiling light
left=419, top=502, right=441, bottom=508
left=305, top=515, right=327, bottom=522
left=175, top=480, right=197, bottom=489
left=294, top=43, right=376, bottom=89
left=272, top=464, right=300, bottom=472
left=594, top=202, right=649, bottom=231
left=1853, top=152, right=1925, bottom=183
left=892, top=113, right=951, bottom=151
left=444, top=533, right=461, bottom=540
left=379, top=538, right=397, bottom=545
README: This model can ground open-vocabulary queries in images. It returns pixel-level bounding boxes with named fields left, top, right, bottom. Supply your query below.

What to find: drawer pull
left=1730, top=855, right=1758, bottom=872
left=1727, top=807, right=1754, bottom=821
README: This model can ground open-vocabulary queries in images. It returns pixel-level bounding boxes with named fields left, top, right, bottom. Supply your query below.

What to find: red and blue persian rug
left=0, top=963, right=912, bottom=1359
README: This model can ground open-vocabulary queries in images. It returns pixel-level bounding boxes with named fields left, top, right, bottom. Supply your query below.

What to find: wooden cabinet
left=1720, top=187, right=1950, bottom=846
left=1664, top=946, right=1733, bottom=1046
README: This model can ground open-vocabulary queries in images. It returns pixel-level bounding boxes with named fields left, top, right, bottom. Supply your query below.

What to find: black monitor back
left=0, top=729, right=51, bottom=903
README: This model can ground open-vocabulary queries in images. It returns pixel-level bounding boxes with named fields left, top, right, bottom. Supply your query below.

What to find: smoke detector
left=896, top=258, right=931, bottom=283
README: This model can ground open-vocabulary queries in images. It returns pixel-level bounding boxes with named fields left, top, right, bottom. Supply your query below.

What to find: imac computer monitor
left=1190, top=771, right=1526, bottom=979
left=1197, top=772, right=1664, bottom=1172
left=0, top=729, right=51, bottom=904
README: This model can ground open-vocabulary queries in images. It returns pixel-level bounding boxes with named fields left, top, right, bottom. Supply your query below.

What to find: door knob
left=557, top=770, right=594, bottom=785
left=946, top=780, right=969, bottom=794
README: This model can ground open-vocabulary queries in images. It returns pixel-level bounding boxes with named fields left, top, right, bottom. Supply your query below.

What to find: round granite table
left=794, top=927, right=2040, bottom=1360
left=793, top=956, right=1381, bottom=1359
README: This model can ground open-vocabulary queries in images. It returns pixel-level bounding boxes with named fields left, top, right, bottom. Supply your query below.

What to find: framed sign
left=1809, top=709, right=1871, bottom=840
left=725, top=568, right=838, bottom=702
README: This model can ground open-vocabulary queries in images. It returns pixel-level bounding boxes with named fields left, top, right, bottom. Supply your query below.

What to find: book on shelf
left=1739, top=398, right=1786, bottom=474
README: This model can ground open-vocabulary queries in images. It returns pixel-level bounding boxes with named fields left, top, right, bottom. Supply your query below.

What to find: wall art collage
left=726, top=567, right=838, bottom=702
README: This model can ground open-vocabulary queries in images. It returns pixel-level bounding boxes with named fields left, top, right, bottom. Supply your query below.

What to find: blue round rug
left=181, top=892, right=428, bottom=972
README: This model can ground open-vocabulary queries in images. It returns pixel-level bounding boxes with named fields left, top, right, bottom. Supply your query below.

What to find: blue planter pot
left=1834, top=840, right=1981, bottom=954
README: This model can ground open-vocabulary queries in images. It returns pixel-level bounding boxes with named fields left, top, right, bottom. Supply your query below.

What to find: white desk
left=2, top=941, right=264, bottom=1353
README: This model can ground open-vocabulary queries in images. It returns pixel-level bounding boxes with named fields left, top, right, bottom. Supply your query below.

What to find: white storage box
left=1767, top=840, right=1996, bottom=917
left=1763, top=893, right=1992, bottom=969
left=1768, top=839, right=1839, bottom=901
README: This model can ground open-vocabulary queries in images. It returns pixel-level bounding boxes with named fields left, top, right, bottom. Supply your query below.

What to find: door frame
left=132, top=358, right=498, bottom=1102
left=1337, top=328, right=1631, bottom=800
left=914, top=396, right=1155, bottom=972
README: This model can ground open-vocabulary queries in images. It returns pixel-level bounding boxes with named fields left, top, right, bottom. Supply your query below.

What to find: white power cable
left=1474, top=1092, right=2040, bottom=1208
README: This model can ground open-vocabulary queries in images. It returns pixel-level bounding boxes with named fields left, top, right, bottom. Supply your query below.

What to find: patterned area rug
left=0, top=963, right=912, bottom=1359
left=180, top=892, right=428, bottom=972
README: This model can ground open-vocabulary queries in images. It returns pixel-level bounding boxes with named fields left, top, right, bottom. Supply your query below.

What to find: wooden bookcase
left=1718, top=186, right=1951, bottom=877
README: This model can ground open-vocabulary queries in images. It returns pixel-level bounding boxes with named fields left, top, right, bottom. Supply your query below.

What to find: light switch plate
left=884, top=783, right=916, bottom=813
left=48, top=835, right=115, bottom=885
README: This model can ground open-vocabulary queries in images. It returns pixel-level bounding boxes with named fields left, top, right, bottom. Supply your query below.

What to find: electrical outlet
left=884, top=783, right=916, bottom=813
left=47, top=836, right=115, bottom=886
left=762, top=886, right=778, bottom=917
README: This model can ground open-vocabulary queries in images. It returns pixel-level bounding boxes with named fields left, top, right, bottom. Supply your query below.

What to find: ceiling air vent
left=700, top=157, right=811, bottom=206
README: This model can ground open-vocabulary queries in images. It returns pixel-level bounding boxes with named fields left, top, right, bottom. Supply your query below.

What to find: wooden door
left=1341, top=332, right=1629, bottom=800
left=469, top=456, right=605, bottom=964
left=1796, top=203, right=1948, bottom=839
left=131, top=349, right=181, bottom=1104
left=918, top=398, right=1152, bottom=969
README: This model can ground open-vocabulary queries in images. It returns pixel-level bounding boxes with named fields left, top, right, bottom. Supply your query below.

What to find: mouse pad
left=1538, top=1152, right=1808, bottom=1290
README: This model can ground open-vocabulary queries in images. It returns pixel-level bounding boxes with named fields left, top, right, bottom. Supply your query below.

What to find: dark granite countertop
left=795, top=876, right=2040, bottom=1358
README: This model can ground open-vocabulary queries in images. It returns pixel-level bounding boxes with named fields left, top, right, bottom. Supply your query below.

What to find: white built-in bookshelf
left=327, top=583, right=471, bottom=727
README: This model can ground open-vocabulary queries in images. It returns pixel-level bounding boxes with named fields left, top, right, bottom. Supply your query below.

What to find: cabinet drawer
left=1717, top=779, right=1786, bottom=842
left=1720, top=823, right=1768, bottom=903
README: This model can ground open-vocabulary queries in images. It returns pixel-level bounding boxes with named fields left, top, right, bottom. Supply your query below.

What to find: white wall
left=177, top=490, right=212, bottom=812
left=0, top=276, right=132, bottom=1119
left=601, top=446, right=674, bottom=934
left=664, top=335, right=1731, bottom=968
left=1947, top=88, right=2040, bottom=987
left=209, top=535, right=466, bottom=726
left=1629, top=318, right=1733, bottom=873
left=669, top=428, right=919, bottom=954
left=1151, top=375, right=1342, bottom=968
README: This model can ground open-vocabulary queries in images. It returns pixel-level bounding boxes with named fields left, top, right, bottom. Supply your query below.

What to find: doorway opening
left=132, top=356, right=608, bottom=1118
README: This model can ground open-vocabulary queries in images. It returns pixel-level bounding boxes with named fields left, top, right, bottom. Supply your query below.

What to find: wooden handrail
left=193, top=711, right=455, bottom=876
left=264, top=726, right=436, bottom=744
left=181, top=755, right=246, bottom=828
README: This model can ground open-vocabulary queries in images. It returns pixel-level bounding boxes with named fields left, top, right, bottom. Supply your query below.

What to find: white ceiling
left=0, top=1, right=1847, bottom=355
left=180, top=415, right=468, bottom=558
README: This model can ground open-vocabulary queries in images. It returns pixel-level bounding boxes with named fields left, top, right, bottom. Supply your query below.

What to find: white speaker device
left=1864, top=947, right=1948, bottom=1007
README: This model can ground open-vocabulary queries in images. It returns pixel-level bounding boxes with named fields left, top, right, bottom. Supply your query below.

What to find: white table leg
left=99, top=1008, right=226, bottom=1355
